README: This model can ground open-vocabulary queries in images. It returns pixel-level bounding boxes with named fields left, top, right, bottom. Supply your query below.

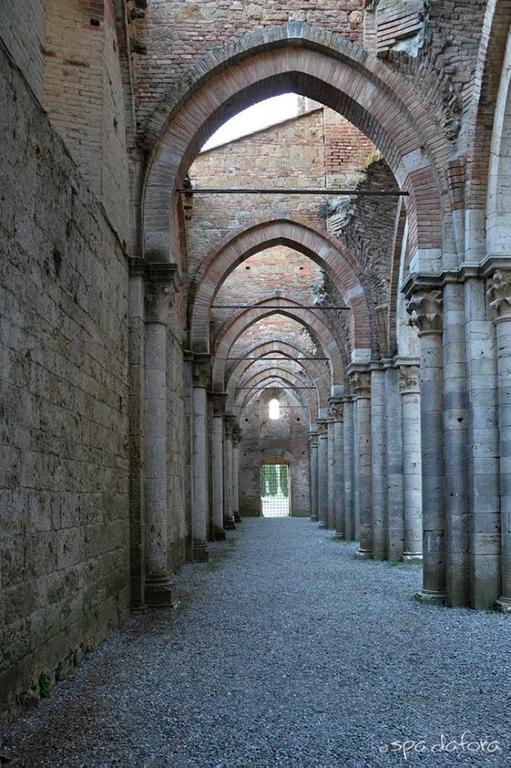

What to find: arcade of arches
left=2, top=0, right=511, bottom=739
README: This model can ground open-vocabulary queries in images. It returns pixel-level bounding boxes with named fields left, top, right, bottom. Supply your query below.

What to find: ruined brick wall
left=239, top=391, right=310, bottom=517
left=0, top=36, right=130, bottom=726
left=130, top=0, right=365, bottom=135
left=43, top=0, right=130, bottom=240
left=0, top=1, right=46, bottom=101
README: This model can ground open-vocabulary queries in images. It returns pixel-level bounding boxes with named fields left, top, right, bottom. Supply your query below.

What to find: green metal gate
left=260, top=462, right=290, bottom=517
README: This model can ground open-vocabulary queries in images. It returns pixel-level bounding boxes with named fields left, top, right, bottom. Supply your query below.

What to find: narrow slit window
left=269, top=398, right=280, bottom=420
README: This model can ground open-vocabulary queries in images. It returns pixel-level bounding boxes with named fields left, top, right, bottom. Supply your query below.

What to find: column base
left=414, top=590, right=446, bottom=606
left=233, top=511, right=242, bottom=523
left=356, top=548, right=372, bottom=560
left=495, top=596, right=511, bottom=613
left=335, top=533, right=345, bottom=540
left=310, top=516, right=318, bottom=522
left=224, top=518, right=236, bottom=531
left=145, top=573, right=173, bottom=608
left=193, top=542, right=210, bottom=562
left=402, top=552, right=423, bottom=563
left=213, top=527, right=226, bottom=541
left=318, top=521, right=327, bottom=529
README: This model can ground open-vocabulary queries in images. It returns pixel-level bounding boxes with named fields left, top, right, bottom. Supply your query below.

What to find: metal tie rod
left=227, top=356, right=329, bottom=360
left=213, top=305, right=350, bottom=310
left=178, top=187, right=408, bottom=197
left=238, top=386, right=316, bottom=390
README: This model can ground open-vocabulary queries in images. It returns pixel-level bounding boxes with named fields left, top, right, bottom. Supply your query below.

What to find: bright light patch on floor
left=202, top=93, right=300, bottom=151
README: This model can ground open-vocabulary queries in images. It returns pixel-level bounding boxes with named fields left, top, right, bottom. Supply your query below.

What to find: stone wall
left=0, top=35, right=130, bottom=725
left=0, top=1, right=46, bottom=101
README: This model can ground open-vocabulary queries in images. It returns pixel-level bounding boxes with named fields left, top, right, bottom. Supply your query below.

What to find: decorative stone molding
left=406, top=289, right=443, bottom=335
left=193, top=352, right=211, bottom=388
left=317, top=418, right=328, bottom=436
left=399, top=365, right=420, bottom=394
left=232, top=424, right=242, bottom=446
left=487, top=269, right=511, bottom=320
left=350, top=370, right=371, bottom=397
left=210, top=392, right=227, bottom=417
left=328, top=397, right=343, bottom=421
left=144, top=263, right=181, bottom=324
left=309, top=432, right=319, bottom=448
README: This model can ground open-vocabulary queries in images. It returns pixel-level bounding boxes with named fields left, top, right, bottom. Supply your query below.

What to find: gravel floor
left=1, top=518, right=511, bottom=768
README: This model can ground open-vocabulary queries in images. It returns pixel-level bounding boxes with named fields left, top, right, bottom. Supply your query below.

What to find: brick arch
left=211, top=297, right=346, bottom=391
left=232, top=365, right=318, bottom=415
left=463, top=1, right=511, bottom=261
left=236, top=372, right=316, bottom=421
left=142, top=24, right=447, bottom=272
left=225, top=340, right=330, bottom=408
left=189, top=218, right=372, bottom=354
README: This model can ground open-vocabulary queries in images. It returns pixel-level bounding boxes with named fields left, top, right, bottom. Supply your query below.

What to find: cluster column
left=192, top=353, right=211, bottom=562
left=351, top=370, right=372, bottom=559
left=210, top=393, right=227, bottom=541
left=327, top=416, right=336, bottom=529
left=487, top=270, right=511, bottom=612
left=343, top=396, right=355, bottom=539
left=385, top=360, right=404, bottom=561
left=370, top=362, right=386, bottom=560
left=407, top=289, right=446, bottom=604
left=317, top=417, right=329, bottom=528
left=232, top=423, right=242, bottom=523
left=399, top=364, right=423, bottom=561
left=329, top=398, right=345, bottom=539
left=223, top=414, right=237, bottom=530
left=309, top=427, right=319, bottom=522
left=143, top=262, right=181, bottom=606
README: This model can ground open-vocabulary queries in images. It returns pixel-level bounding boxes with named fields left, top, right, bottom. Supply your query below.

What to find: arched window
left=268, top=398, right=280, bottom=420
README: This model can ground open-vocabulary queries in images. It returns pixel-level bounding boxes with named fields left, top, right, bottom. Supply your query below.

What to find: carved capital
left=232, top=424, right=242, bottom=445
left=210, top=392, right=227, bottom=417
left=350, top=371, right=371, bottom=397
left=193, top=353, right=211, bottom=388
left=406, top=290, right=443, bottom=335
left=487, top=269, right=511, bottom=320
left=144, top=263, right=181, bottom=324
left=309, top=432, right=319, bottom=448
left=328, top=397, right=344, bottom=421
left=399, top=365, right=420, bottom=394
left=224, top=413, right=236, bottom=439
left=317, top=418, right=328, bottom=436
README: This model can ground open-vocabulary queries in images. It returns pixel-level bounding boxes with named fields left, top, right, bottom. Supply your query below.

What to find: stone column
left=407, top=289, right=446, bottom=604
left=329, top=398, right=345, bottom=539
left=465, top=276, right=499, bottom=608
left=317, top=418, right=329, bottom=528
left=143, top=263, right=180, bottom=606
left=352, top=371, right=372, bottom=559
left=327, top=416, right=336, bottom=529
left=232, top=423, right=242, bottom=523
left=488, top=270, right=511, bottom=612
left=343, top=397, right=355, bottom=540
left=210, top=393, right=227, bottom=541
left=370, top=362, right=386, bottom=560
left=309, top=428, right=319, bottom=522
left=399, top=364, right=423, bottom=562
left=192, top=354, right=210, bottom=562
left=385, top=361, right=404, bottom=561
left=224, top=414, right=236, bottom=530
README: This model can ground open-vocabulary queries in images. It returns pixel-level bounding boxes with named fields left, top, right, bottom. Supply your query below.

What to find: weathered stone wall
left=0, top=36, right=130, bottom=725
left=0, top=1, right=46, bottom=101
left=239, top=390, right=310, bottom=517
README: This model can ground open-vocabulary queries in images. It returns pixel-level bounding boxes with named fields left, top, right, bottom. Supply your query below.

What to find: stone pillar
left=343, top=397, right=355, bottom=540
left=399, top=364, right=423, bottom=562
left=317, top=418, right=328, bottom=528
left=309, top=428, right=319, bottom=522
left=224, top=414, right=236, bottom=530
left=465, top=276, right=499, bottom=608
left=232, top=423, right=242, bottom=523
left=329, top=398, right=345, bottom=539
left=370, top=362, right=386, bottom=560
left=385, top=361, right=404, bottom=561
left=487, top=270, right=511, bottom=612
left=211, top=393, right=227, bottom=541
left=192, top=354, right=210, bottom=562
left=407, top=289, right=446, bottom=604
left=143, top=263, right=180, bottom=607
left=443, top=281, right=469, bottom=607
left=327, top=417, right=336, bottom=529
left=352, top=371, right=372, bottom=559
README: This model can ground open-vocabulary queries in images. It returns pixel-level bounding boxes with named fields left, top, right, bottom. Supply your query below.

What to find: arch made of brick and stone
left=141, top=24, right=448, bottom=274
left=225, top=340, right=331, bottom=409
left=233, top=366, right=319, bottom=417
left=237, top=372, right=316, bottom=422
left=211, top=298, right=346, bottom=391
left=189, top=217, right=372, bottom=354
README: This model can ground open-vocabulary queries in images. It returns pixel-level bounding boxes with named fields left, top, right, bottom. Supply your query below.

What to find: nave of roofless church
left=2, top=2, right=511, bottom=762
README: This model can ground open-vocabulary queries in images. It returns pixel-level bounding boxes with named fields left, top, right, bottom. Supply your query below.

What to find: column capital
left=406, top=289, right=443, bottom=336
left=232, top=424, right=242, bottom=445
left=144, top=263, right=182, bottom=324
left=224, top=413, right=236, bottom=438
left=350, top=370, right=371, bottom=397
left=192, top=352, right=211, bottom=388
left=487, top=269, right=511, bottom=320
left=317, top=418, right=328, bottom=436
left=399, top=364, right=420, bottom=394
left=309, top=432, right=319, bottom=448
left=328, top=396, right=343, bottom=421
left=210, top=391, right=227, bottom=416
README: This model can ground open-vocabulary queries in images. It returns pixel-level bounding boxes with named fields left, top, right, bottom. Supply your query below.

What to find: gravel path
left=1, top=518, right=510, bottom=768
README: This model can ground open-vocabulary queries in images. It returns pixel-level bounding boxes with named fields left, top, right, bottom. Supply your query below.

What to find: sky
left=201, top=93, right=301, bottom=151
